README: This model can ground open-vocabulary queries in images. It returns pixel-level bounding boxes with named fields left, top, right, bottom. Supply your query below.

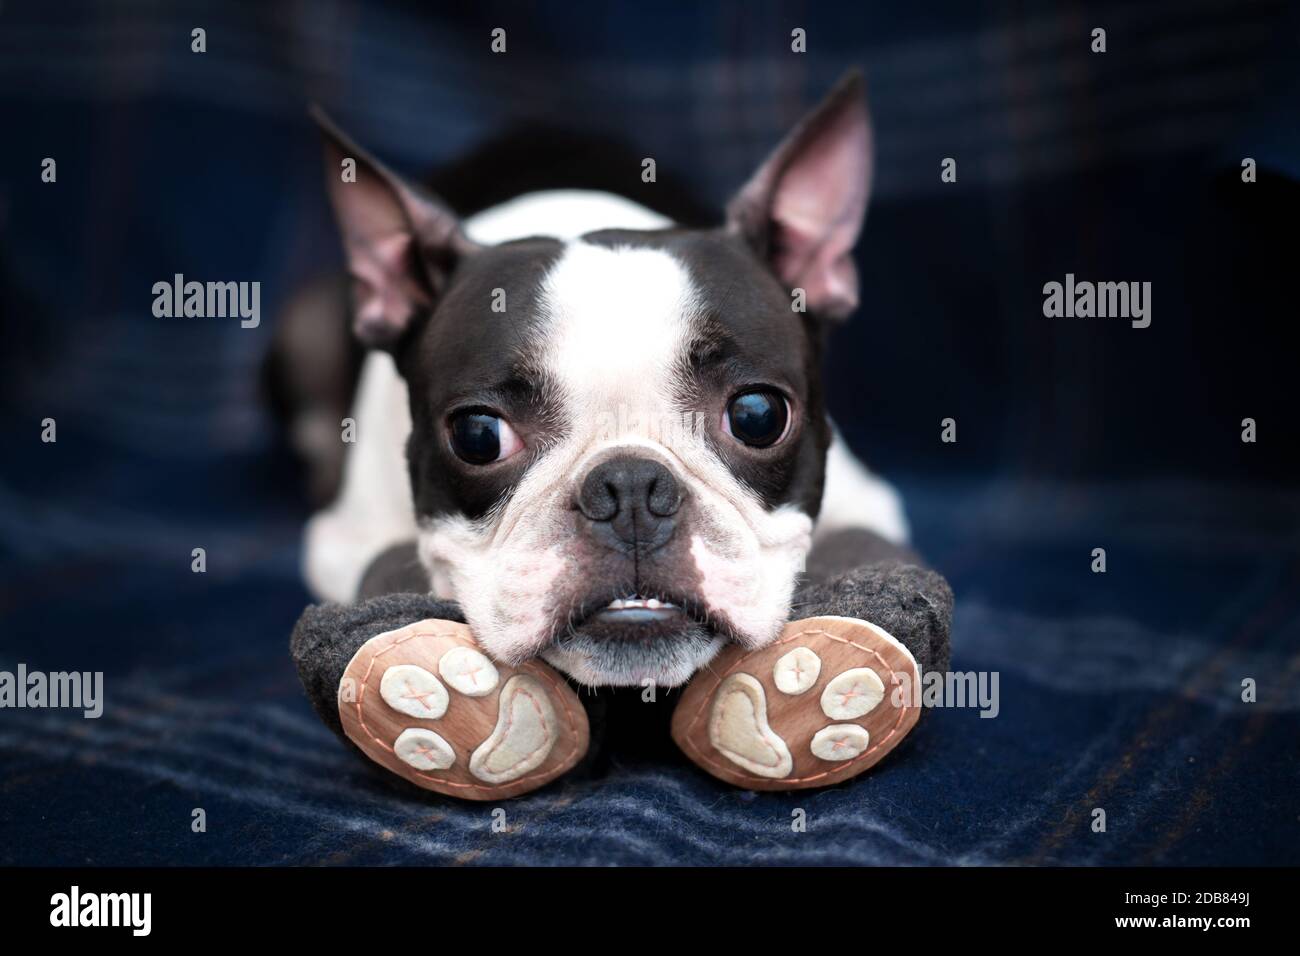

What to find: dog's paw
left=338, top=619, right=589, bottom=800
left=670, top=615, right=921, bottom=791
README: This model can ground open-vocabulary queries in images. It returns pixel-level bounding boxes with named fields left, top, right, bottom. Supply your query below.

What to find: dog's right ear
left=725, top=71, right=872, bottom=322
left=310, top=106, right=480, bottom=348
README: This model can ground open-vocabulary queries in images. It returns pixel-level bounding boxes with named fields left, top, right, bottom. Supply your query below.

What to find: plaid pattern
left=1, top=0, right=1297, bottom=864
left=2, top=478, right=1296, bottom=865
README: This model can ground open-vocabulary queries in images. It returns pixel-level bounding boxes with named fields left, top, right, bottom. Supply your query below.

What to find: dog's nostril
left=577, top=477, right=618, bottom=522
left=646, top=473, right=682, bottom=518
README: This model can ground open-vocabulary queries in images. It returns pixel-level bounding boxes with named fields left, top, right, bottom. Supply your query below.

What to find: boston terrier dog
left=292, top=72, right=950, bottom=797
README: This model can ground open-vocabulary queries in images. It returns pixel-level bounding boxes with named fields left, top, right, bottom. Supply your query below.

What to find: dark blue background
left=1, top=0, right=1297, bottom=865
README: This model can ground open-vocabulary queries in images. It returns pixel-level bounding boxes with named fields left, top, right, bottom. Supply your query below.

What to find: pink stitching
left=399, top=680, right=440, bottom=711
left=406, top=739, right=447, bottom=766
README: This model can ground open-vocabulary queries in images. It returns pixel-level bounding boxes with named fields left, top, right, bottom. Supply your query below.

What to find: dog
left=301, top=71, right=908, bottom=689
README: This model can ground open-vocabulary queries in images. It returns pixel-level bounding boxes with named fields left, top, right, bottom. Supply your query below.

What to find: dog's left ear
left=309, top=106, right=481, bottom=349
left=726, top=70, right=872, bottom=321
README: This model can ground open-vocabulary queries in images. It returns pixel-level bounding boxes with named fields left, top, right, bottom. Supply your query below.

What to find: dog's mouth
left=590, top=595, right=684, bottom=626
left=561, top=587, right=720, bottom=644
left=534, top=585, right=731, bottom=687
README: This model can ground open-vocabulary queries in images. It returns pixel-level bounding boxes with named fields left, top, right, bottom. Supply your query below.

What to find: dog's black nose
left=577, top=455, right=682, bottom=553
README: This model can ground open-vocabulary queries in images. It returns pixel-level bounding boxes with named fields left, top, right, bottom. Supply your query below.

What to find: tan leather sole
left=338, top=619, right=589, bottom=801
left=671, top=615, right=922, bottom=791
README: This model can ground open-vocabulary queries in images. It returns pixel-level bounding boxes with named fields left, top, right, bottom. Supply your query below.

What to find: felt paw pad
left=671, top=615, right=922, bottom=791
left=338, top=619, right=589, bottom=800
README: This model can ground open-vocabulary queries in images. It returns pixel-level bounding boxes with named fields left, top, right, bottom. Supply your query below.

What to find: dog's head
left=316, top=72, right=873, bottom=687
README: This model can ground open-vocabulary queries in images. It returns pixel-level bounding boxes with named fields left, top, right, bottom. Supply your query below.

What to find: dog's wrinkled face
left=316, top=71, right=872, bottom=686
left=406, top=231, right=826, bottom=685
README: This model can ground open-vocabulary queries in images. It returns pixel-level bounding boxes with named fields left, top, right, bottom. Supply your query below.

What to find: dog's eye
left=448, top=411, right=523, bottom=464
left=724, top=389, right=790, bottom=448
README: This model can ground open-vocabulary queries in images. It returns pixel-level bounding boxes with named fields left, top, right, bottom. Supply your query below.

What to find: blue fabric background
left=1, top=0, right=1297, bottom=865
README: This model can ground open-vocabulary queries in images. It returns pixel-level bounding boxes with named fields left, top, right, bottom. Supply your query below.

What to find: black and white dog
left=301, top=72, right=912, bottom=691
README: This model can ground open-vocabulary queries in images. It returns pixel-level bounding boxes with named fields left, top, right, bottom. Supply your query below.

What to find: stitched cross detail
left=401, top=682, right=438, bottom=709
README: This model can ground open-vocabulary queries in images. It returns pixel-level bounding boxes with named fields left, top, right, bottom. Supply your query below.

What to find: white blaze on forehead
left=539, top=241, right=697, bottom=407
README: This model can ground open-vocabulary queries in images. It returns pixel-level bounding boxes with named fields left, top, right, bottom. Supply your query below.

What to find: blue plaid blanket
left=1, top=0, right=1297, bottom=865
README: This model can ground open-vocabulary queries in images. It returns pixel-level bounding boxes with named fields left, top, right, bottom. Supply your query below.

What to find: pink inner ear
left=316, top=111, right=473, bottom=347
left=345, top=230, right=432, bottom=344
left=768, top=102, right=871, bottom=320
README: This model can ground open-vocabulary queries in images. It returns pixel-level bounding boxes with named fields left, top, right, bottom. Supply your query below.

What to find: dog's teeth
left=604, top=597, right=677, bottom=612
